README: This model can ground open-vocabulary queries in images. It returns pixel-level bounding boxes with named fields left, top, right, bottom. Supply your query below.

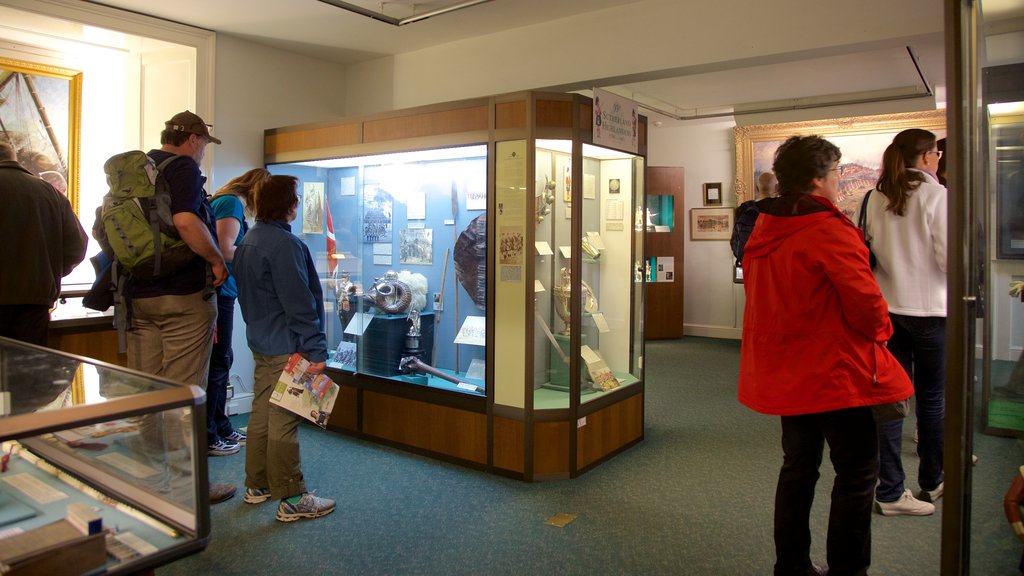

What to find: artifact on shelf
left=536, top=175, right=556, bottom=224
left=402, top=308, right=426, bottom=361
left=396, top=269, right=429, bottom=311
left=399, top=355, right=484, bottom=393
left=454, top=213, right=487, bottom=310
left=581, top=236, right=601, bottom=259
left=365, top=270, right=413, bottom=314
left=552, top=267, right=599, bottom=335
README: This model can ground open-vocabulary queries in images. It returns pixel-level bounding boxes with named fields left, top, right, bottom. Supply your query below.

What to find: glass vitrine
left=531, top=140, right=644, bottom=409
left=0, top=337, right=208, bottom=574
left=268, top=145, right=488, bottom=396
left=264, top=91, right=646, bottom=480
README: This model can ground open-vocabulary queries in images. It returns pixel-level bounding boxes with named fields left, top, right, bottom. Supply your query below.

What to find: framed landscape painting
left=0, top=57, right=82, bottom=213
left=734, top=110, right=945, bottom=220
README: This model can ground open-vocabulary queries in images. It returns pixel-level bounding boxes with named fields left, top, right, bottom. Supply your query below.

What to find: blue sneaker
left=225, top=430, right=247, bottom=446
left=243, top=487, right=272, bottom=504
left=208, top=439, right=239, bottom=456
left=276, top=493, right=335, bottom=522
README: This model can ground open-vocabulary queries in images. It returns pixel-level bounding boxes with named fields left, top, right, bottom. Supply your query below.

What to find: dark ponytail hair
left=875, top=128, right=936, bottom=216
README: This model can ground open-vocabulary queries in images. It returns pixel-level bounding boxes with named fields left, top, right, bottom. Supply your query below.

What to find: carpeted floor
left=157, top=337, right=1023, bottom=575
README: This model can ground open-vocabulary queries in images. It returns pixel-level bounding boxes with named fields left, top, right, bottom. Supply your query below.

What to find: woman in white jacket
left=860, top=128, right=947, bottom=517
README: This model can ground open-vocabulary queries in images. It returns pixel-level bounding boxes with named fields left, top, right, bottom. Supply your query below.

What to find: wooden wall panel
left=577, top=393, right=643, bottom=469
left=535, top=100, right=573, bottom=129
left=495, top=101, right=527, bottom=130
left=363, top=106, right=489, bottom=143
left=326, top=386, right=359, bottom=432
left=645, top=166, right=685, bottom=339
left=265, top=123, right=360, bottom=156
left=49, top=326, right=124, bottom=366
left=492, top=416, right=525, bottom=473
left=533, top=420, right=570, bottom=477
left=362, top=391, right=487, bottom=464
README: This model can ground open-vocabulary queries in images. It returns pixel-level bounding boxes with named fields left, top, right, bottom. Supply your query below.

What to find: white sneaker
left=875, top=489, right=935, bottom=516
left=919, top=482, right=944, bottom=503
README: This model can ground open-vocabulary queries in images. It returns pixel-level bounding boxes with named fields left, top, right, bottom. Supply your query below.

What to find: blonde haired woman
left=206, top=168, right=271, bottom=457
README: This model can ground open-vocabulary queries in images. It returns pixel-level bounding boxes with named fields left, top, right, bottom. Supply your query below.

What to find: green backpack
left=101, top=151, right=195, bottom=279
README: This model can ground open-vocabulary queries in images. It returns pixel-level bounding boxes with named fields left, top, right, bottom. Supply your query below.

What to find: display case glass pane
left=0, top=337, right=205, bottom=571
left=268, top=145, right=488, bottom=396
left=531, top=140, right=643, bottom=408
left=987, top=106, right=1024, bottom=432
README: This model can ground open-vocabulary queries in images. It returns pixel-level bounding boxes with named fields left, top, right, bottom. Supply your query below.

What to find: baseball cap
left=166, top=110, right=222, bottom=144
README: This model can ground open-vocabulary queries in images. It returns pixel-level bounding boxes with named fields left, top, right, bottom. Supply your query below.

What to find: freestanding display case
left=0, top=337, right=209, bottom=574
left=264, top=91, right=646, bottom=480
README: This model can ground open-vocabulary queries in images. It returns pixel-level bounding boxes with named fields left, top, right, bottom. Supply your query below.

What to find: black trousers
left=775, top=407, right=878, bottom=576
left=0, top=304, right=50, bottom=346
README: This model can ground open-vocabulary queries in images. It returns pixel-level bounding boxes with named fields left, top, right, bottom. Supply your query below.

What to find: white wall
left=647, top=97, right=940, bottom=339
left=345, top=0, right=943, bottom=115
left=211, top=35, right=347, bottom=191
left=212, top=35, right=348, bottom=397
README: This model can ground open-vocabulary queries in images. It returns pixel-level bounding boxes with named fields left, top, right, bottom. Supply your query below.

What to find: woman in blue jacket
left=234, top=174, right=335, bottom=522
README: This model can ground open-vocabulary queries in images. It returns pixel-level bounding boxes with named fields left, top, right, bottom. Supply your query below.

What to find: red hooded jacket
left=738, top=194, right=912, bottom=416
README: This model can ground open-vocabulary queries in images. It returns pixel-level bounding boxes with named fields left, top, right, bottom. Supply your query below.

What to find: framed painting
left=703, top=182, right=723, bottom=206
left=0, top=57, right=83, bottom=214
left=734, top=110, right=945, bottom=220
left=690, top=207, right=733, bottom=241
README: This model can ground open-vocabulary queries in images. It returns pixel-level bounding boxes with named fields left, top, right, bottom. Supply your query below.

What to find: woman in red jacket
left=739, top=135, right=912, bottom=576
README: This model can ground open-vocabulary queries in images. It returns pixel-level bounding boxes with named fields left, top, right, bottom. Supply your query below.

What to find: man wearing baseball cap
left=128, top=110, right=235, bottom=503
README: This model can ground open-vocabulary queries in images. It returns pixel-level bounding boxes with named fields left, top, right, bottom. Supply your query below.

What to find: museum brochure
left=269, top=353, right=339, bottom=429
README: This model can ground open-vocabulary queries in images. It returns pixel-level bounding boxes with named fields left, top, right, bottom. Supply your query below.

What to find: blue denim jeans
left=876, top=314, right=945, bottom=502
left=207, top=293, right=237, bottom=444
left=775, top=407, right=877, bottom=576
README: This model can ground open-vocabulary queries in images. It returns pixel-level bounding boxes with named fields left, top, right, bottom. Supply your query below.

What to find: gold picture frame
left=690, top=207, right=733, bottom=241
left=733, top=110, right=946, bottom=219
left=0, top=57, right=83, bottom=214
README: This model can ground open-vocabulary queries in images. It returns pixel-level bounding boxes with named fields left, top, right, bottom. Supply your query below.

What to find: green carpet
left=156, top=337, right=1022, bottom=575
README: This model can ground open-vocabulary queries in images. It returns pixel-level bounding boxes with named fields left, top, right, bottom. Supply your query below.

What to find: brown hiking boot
left=209, top=482, right=236, bottom=504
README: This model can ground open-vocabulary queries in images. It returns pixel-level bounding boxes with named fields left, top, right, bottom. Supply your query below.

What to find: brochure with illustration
left=269, top=353, right=339, bottom=428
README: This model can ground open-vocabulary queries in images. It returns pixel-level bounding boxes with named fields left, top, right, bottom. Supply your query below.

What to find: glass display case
left=530, top=140, right=644, bottom=410
left=0, top=337, right=209, bottom=574
left=269, top=145, right=489, bottom=397
left=264, top=91, right=646, bottom=480
left=982, top=62, right=1024, bottom=436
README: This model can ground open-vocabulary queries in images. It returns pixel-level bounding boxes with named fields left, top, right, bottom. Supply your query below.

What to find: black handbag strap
left=858, top=189, right=873, bottom=230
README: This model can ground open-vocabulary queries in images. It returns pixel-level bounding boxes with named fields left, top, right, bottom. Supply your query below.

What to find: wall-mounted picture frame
left=0, top=56, right=83, bottom=214
left=690, top=208, right=733, bottom=241
left=733, top=110, right=945, bottom=220
left=703, top=182, right=723, bottom=206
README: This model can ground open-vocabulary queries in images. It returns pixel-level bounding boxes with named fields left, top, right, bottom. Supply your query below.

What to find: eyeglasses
left=927, top=150, right=944, bottom=159
left=827, top=166, right=844, bottom=177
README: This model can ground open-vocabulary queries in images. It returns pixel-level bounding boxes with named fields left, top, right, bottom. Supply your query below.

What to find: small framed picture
left=703, top=182, right=723, bottom=206
left=690, top=207, right=734, bottom=241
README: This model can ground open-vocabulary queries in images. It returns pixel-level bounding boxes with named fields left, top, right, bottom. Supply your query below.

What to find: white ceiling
left=86, top=0, right=1023, bottom=121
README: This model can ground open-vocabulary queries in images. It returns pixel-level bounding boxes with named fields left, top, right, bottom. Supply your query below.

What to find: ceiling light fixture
left=316, top=0, right=496, bottom=26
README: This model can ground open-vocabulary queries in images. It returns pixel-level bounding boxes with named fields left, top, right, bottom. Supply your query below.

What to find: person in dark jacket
left=731, top=171, right=778, bottom=265
left=0, top=141, right=87, bottom=345
left=739, top=135, right=912, bottom=576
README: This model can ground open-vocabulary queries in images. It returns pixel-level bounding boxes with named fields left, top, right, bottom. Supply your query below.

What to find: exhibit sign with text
left=592, top=87, right=638, bottom=154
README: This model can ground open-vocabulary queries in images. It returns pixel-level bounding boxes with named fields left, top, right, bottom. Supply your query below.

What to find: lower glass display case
left=265, top=91, right=647, bottom=480
left=0, top=336, right=209, bottom=574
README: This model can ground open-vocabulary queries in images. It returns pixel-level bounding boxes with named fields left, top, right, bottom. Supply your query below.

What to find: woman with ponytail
left=859, top=128, right=947, bottom=517
left=206, top=168, right=271, bottom=457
